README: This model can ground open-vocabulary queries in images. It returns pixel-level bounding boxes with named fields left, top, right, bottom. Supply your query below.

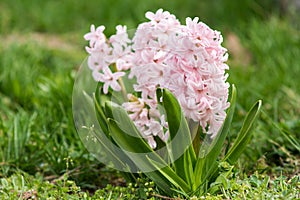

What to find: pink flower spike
left=84, top=9, right=230, bottom=141
left=95, top=67, right=125, bottom=94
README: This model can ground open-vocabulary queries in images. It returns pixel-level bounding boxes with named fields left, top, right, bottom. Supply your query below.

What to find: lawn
left=0, top=0, right=299, bottom=199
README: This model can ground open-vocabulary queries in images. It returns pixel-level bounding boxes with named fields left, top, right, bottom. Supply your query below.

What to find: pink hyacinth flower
left=93, top=66, right=125, bottom=94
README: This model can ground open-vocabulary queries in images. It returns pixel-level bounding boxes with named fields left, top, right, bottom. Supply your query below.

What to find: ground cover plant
left=0, top=0, right=299, bottom=199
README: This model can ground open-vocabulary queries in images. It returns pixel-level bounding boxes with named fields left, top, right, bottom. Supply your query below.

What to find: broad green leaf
left=199, top=85, right=237, bottom=159
left=93, top=86, right=138, bottom=173
left=105, top=102, right=167, bottom=166
left=161, top=88, right=196, bottom=185
left=87, top=126, right=136, bottom=172
left=146, top=156, right=191, bottom=194
left=223, top=99, right=262, bottom=164
left=94, top=85, right=109, bottom=135
left=107, top=118, right=152, bottom=154
left=143, top=171, right=175, bottom=195
left=94, top=97, right=109, bottom=137
left=108, top=119, right=175, bottom=194
left=106, top=113, right=177, bottom=195
left=191, top=122, right=202, bottom=158
left=194, top=85, right=236, bottom=188
left=106, top=102, right=193, bottom=195
left=184, top=147, right=195, bottom=188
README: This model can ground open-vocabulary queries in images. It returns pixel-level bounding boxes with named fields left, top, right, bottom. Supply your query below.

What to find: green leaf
left=86, top=126, right=135, bottom=172
left=108, top=119, right=175, bottom=194
left=106, top=102, right=192, bottom=195
left=161, top=88, right=196, bottom=185
left=223, top=99, right=262, bottom=164
left=143, top=171, right=174, bottom=195
left=94, top=83, right=109, bottom=135
left=199, top=85, right=237, bottom=159
left=184, top=147, right=195, bottom=188
left=106, top=109, right=177, bottom=195
left=146, top=156, right=191, bottom=194
left=194, top=84, right=237, bottom=188
left=105, top=101, right=175, bottom=167
left=92, top=86, right=138, bottom=173
left=107, top=118, right=152, bottom=153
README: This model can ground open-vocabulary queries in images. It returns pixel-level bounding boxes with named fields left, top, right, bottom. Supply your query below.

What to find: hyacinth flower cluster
left=85, top=9, right=230, bottom=149
left=80, top=9, right=262, bottom=197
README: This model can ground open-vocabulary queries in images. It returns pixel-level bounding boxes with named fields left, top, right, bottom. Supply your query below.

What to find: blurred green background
left=0, top=0, right=287, bottom=34
left=0, top=0, right=299, bottom=196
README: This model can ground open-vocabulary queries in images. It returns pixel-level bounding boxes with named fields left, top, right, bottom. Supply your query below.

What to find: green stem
left=112, top=63, right=128, bottom=101
left=118, top=77, right=128, bottom=101
left=188, top=119, right=200, bottom=158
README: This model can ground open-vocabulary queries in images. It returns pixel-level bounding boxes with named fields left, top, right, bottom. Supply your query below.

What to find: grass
left=0, top=172, right=299, bottom=199
left=0, top=0, right=300, bottom=199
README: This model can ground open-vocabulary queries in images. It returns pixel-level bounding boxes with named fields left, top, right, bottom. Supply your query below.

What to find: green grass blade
left=265, top=113, right=300, bottom=152
left=223, top=100, right=262, bottom=164
left=279, top=129, right=300, bottom=152
left=13, top=117, right=19, bottom=161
